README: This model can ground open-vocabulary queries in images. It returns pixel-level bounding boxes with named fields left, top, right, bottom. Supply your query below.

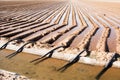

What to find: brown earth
left=0, top=0, right=120, bottom=80
left=0, top=49, right=120, bottom=80
left=0, top=0, right=120, bottom=53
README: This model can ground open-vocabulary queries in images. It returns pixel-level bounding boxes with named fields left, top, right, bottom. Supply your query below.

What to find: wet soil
left=0, top=49, right=120, bottom=80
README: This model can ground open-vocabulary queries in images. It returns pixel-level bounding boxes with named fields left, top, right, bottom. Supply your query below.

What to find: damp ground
left=0, top=49, right=120, bottom=80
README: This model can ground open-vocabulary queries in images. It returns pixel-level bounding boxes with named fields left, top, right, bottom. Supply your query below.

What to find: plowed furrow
left=0, top=0, right=120, bottom=58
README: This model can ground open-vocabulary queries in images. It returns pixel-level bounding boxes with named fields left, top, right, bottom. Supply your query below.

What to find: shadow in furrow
left=66, top=35, right=77, bottom=48
left=92, top=28, right=99, bottom=36
left=105, top=38, right=109, bottom=52
left=105, top=29, right=111, bottom=52
left=2, top=23, right=48, bottom=37
left=47, top=34, right=62, bottom=44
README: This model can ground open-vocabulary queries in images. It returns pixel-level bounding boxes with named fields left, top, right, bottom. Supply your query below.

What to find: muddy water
left=77, top=2, right=119, bottom=52
left=97, top=16, right=117, bottom=52
left=103, top=16, right=118, bottom=52
left=89, top=28, right=103, bottom=51
left=0, top=49, right=120, bottom=80
left=70, top=8, right=93, bottom=48
left=88, top=15, right=104, bottom=51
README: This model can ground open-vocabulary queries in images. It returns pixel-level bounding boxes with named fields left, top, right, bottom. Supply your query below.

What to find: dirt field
left=0, top=0, right=120, bottom=80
